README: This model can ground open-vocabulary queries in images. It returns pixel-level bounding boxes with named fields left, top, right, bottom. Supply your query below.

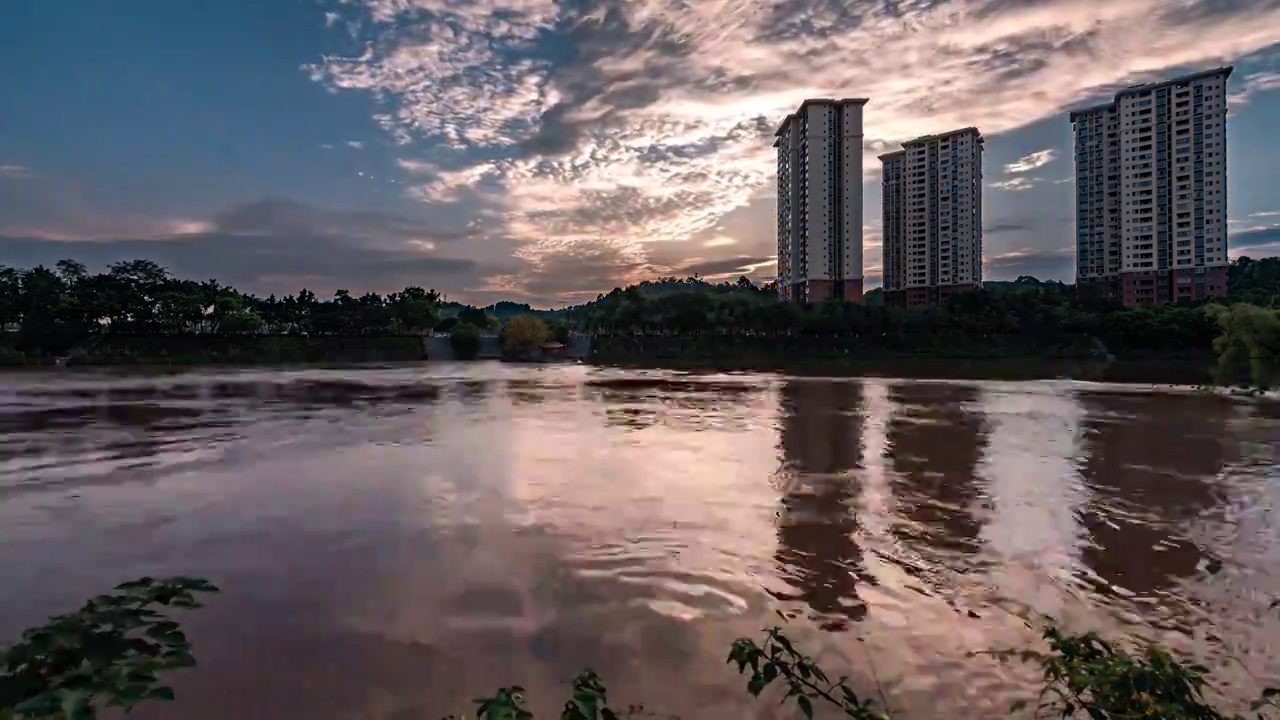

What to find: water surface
left=1, top=364, right=1278, bottom=718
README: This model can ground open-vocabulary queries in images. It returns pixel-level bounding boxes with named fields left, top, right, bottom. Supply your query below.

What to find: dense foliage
left=5, top=581, right=1277, bottom=720
left=4, top=257, right=1280, bottom=377
left=500, top=315, right=549, bottom=357
left=1208, top=303, right=1280, bottom=388
left=0, top=577, right=218, bottom=720
left=450, top=322, right=482, bottom=360
left=0, top=260, right=443, bottom=357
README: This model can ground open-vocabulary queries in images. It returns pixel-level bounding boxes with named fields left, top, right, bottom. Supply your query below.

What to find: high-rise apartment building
left=1071, top=67, right=1231, bottom=305
left=775, top=98, right=867, bottom=303
left=879, top=127, right=985, bottom=307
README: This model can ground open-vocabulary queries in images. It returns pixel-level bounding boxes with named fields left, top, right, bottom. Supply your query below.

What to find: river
left=1, top=363, right=1278, bottom=718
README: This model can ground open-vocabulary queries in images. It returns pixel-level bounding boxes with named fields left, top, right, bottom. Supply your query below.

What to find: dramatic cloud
left=1231, top=225, right=1280, bottom=249
left=703, top=237, right=738, bottom=248
left=677, top=255, right=775, bottom=279
left=1228, top=70, right=1280, bottom=106
left=0, top=199, right=495, bottom=297
left=1004, top=149, right=1057, bottom=175
left=305, top=0, right=1280, bottom=300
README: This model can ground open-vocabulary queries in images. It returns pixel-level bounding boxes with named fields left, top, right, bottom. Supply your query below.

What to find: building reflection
left=770, top=379, right=874, bottom=631
left=884, top=383, right=988, bottom=561
left=585, top=378, right=758, bottom=431
left=1075, top=391, right=1231, bottom=597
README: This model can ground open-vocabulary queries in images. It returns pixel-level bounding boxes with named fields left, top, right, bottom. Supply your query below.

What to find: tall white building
left=1071, top=67, right=1231, bottom=305
left=775, top=98, right=867, bottom=303
left=879, top=127, right=985, bottom=307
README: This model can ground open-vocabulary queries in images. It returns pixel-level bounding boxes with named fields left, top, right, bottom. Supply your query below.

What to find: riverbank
left=586, top=334, right=1219, bottom=384
left=0, top=334, right=428, bottom=366
left=1, top=333, right=1223, bottom=385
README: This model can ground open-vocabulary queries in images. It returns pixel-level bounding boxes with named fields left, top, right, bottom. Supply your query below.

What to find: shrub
left=7, top=580, right=1279, bottom=720
left=0, top=577, right=219, bottom=720
left=500, top=316, right=548, bottom=357
left=450, top=322, right=482, bottom=360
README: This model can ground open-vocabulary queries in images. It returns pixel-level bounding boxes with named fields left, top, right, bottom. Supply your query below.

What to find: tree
left=545, top=318, right=571, bottom=344
left=1207, top=303, right=1280, bottom=387
left=457, top=306, right=493, bottom=330
left=391, top=286, right=440, bottom=334
left=500, top=315, right=548, bottom=357
left=449, top=322, right=481, bottom=360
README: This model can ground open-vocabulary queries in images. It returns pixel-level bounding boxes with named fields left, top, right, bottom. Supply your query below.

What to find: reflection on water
left=1, top=365, right=1279, bottom=719
left=771, top=380, right=875, bottom=631
left=1076, top=392, right=1231, bottom=600
left=886, top=384, right=988, bottom=562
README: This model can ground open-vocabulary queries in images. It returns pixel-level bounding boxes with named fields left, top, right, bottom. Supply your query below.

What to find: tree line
left=0, top=259, right=445, bottom=355
left=3, top=257, right=1279, bottom=383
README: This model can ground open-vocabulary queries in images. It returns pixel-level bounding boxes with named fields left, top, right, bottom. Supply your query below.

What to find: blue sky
left=3, top=0, right=1280, bottom=306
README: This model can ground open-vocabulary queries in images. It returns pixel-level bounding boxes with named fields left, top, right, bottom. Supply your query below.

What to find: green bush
left=5, top=579, right=1278, bottom=720
left=0, top=577, right=219, bottom=720
left=450, top=322, right=482, bottom=360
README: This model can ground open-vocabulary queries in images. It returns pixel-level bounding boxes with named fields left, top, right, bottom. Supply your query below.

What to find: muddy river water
left=1, top=363, right=1278, bottom=718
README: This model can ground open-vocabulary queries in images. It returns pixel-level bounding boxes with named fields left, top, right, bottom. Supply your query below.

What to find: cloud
left=397, top=158, right=436, bottom=174
left=346, top=140, right=364, bottom=149
left=986, top=221, right=1035, bottom=235
left=0, top=199, right=495, bottom=298
left=1003, top=149, right=1056, bottom=174
left=984, top=247, right=1075, bottom=281
left=703, top=236, right=737, bottom=248
left=0, top=164, right=31, bottom=179
left=677, top=255, right=775, bottom=278
left=1228, top=70, right=1280, bottom=106
left=990, top=177, right=1038, bottom=191
left=1230, top=224, right=1280, bottom=250
left=307, top=0, right=1280, bottom=299
left=1250, top=210, right=1280, bottom=217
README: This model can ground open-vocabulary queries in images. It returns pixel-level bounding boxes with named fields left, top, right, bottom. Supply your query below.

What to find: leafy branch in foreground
left=6, top=578, right=1280, bottom=720
left=449, top=671, right=626, bottom=720
left=0, top=577, right=219, bottom=720
left=982, top=626, right=1279, bottom=720
left=727, top=627, right=888, bottom=719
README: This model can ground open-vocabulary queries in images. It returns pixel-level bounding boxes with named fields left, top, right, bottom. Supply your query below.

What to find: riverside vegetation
left=1, top=578, right=1278, bottom=720
left=2, top=257, right=1279, bottom=385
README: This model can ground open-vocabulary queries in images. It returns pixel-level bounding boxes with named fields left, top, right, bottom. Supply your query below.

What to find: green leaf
left=797, top=695, right=813, bottom=719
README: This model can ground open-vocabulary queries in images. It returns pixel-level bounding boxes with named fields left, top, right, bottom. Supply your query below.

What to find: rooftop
left=774, top=98, right=870, bottom=137
left=1068, top=66, right=1233, bottom=120
left=900, top=126, right=983, bottom=146
left=877, top=127, right=983, bottom=162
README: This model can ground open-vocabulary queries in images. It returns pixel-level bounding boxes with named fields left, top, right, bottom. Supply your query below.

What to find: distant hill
left=440, top=259, right=1280, bottom=322
left=439, top=299, right=566, bottom=321
left=862, top=277, right=1057, bottom=305
left=442, top=275, right=773, bottom=321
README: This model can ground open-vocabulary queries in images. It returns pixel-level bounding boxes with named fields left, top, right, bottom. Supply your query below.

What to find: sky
left=3, top=1, right=1280, bottom=307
